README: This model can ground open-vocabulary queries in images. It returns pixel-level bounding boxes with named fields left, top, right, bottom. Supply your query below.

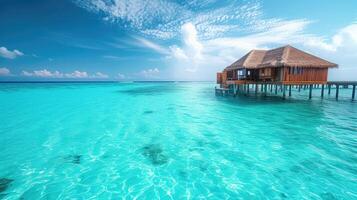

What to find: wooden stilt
left=336, top=84, right=339, bottom=100
left=275, top=84, right=278, bottom=94
left=328, top=84, right=331, bottom=95
left=264, top=84, right=268, bottom=96
left=321, top=84, right=324, bottom=98
left=352, top=85, right=356, bottom=101
left=255, top=84, right=258, bottom=95
left=270, top=84, right=273, bottom=92
left=298, top=85, right=301, bottom=92
left=247, top=84, right=250, bottom=94
left=289, top=85, right=292, bottom=96
left=309, top=84, right=313, bottom=99
left=261, top=84, right=263, bottom=92
left=283, top=85, right=286, bottom=99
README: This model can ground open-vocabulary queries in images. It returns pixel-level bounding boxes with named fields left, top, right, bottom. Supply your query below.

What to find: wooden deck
left=216, top=81, right=357, bottom=101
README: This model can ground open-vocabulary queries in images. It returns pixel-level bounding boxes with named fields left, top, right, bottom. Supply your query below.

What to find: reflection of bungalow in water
left=217, top=45, right=337, bottom=86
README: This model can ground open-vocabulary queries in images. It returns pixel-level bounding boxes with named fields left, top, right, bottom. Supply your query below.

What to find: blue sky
left=0, top=0, right=356, bottom=81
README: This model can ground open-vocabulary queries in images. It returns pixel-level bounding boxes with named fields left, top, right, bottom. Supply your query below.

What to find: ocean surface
left=0, top=82, right=356, bottom=200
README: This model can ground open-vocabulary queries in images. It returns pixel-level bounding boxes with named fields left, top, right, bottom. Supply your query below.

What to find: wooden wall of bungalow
left=217, top=66, right=329, bottom=85
left=281, top=67, right=328, bottom=84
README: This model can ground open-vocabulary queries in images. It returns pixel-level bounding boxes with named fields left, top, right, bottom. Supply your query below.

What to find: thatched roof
left=225, top=45, right=337, bottom=70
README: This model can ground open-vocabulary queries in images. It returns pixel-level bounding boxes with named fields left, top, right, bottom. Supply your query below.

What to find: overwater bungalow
left=217, top=45, right=338, bottom=86
left=216, top=45, right=357, bottom=100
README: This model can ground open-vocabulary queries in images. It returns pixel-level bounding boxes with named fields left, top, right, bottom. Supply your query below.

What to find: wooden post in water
left=298, top=85, right=301, bottom=92
left=264, top=84, right=267, bottom=96
left=275, top=84, right=278, bottom=94
left=255, top=84, right=258, bottom=95
left=352, top=85, right=356, bottom=101
left=289, top=85, right=292, bottom=97
left=336, top=84, right=339, bottom=100
left=321, top=84, right=325, bottom=98
left=309, top=84, right=313, bottom=99
left=247, top=84, right=250, bottom=94
left=261, top=84, right=264, bottom=92
left=283, top=85, right=286, bottom=99
left=270, top=84, right=273, bottom=92
left=328, top=84, right=331, bottom=95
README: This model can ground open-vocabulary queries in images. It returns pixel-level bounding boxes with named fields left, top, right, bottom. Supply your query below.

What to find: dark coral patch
left=119, top=85, right=179, bottom=96
left=141, top=144, right=169, bottom=166
left=280, top=192, right=288, bottom=199
left=143, top=110, right=154, bottom=114
left=64, top=155, right=82, bottom=164
left=320, top=192, right=337, bottom=200
left=178, top=170, right=188, bottom=180
left=0, top=178, right=13, bottom=193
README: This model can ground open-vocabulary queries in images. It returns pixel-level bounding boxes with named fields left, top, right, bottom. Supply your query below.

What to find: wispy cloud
left=65, top=70, right=89, bottom=78
left=93, top=72, right=109, bottom=78
left=133, top=36, right=168, bottom=54
left=140, top=68, right=160, bottom=78
left=0, top=67, right=11, bottom=76
left=117, top=73, right=126, bottom=80
left=21, top=69, right=109, bottom=79
left=103, top=55, right=123, bottom=59
left=74, top=0, right=265, bottom=40
left=0, top=46, right=24, bottom=59
left=48, top=32, right=104, bottom=50
left=22, top=69, right=64, bottom=78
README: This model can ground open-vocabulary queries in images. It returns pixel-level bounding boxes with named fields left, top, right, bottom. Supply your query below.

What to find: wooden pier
left=215, top=81, right=357, bottom=101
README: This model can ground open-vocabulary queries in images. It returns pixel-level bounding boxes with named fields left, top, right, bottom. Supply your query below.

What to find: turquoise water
left=0, top=82, right=356, bottom=199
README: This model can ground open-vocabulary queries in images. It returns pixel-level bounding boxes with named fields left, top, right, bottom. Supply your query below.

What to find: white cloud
left=134, top=37, right=168, bottom=54
left=22, top=69, right=91, bottom=78
left=167, top=22, right=203, bottom=72
left=204, top=19, right=312, bottom=52
left=117, top=73, right=126, bottom=79
left=74, top=0, right=264, bottom=40
left=0, top=67, right=10, bottom=76
left=22, top=71, right=33, bottom=77
left=65, top=70, right=88, bottom=78
left=181, top=23, right=203, bottom=60
left=304, top=23, right=357, bottom=52
left=140, top=68, right=160, bottom=78
left=0, top=46, right=24, bottom=59
left=103, top=55, right=122, bottom=59
left=22, top=69, right=64, bottom=78
left=93, top=72, right=109, bottom=78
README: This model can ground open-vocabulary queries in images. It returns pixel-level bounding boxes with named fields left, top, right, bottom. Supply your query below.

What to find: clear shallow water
left=0, top=82, right=356, bottom=199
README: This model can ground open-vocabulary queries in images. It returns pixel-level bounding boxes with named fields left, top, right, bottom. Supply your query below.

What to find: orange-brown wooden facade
left=217, top=66, right=329, bottom=86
